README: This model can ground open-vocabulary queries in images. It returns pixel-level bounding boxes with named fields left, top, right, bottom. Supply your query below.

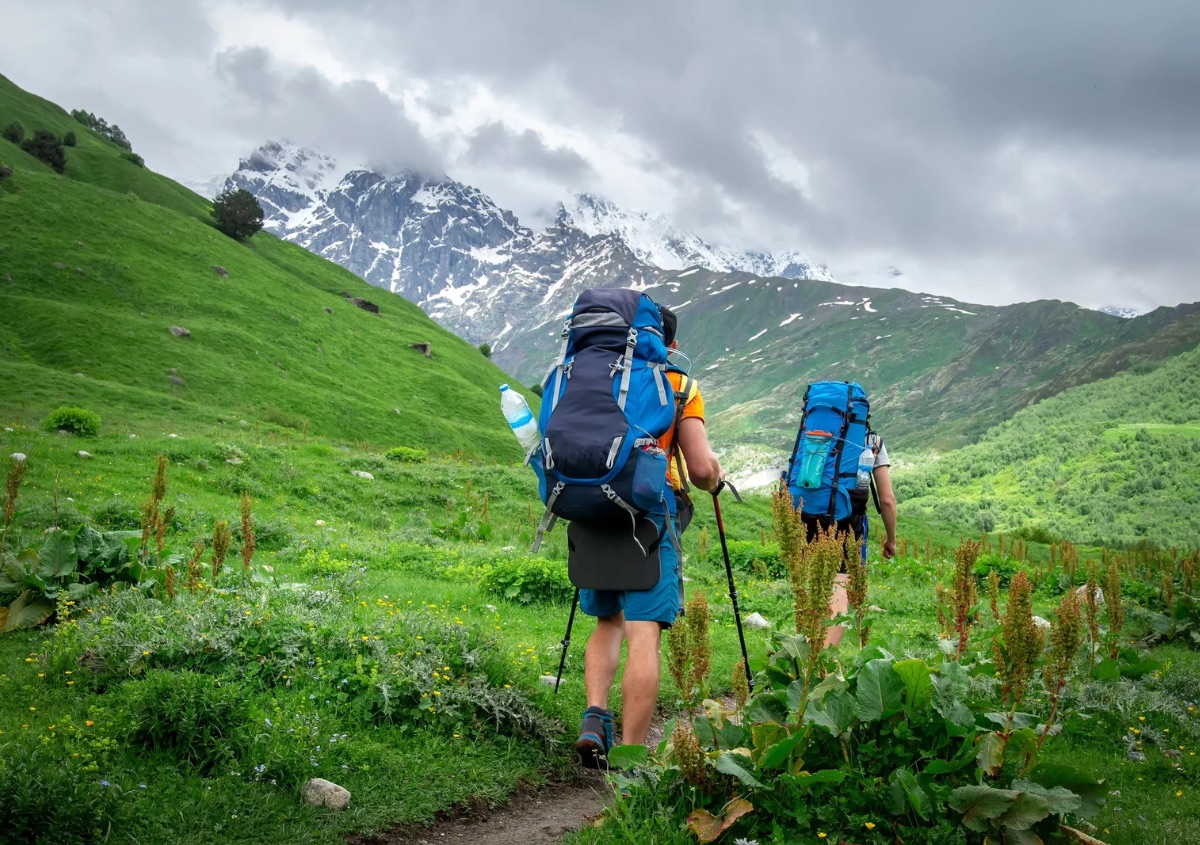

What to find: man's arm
left=873, top=465, right=898, bottom=558
left=676, top=417, right=722, bottom=493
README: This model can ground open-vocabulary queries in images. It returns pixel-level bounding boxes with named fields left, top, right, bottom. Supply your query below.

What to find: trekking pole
left=712, top=481, right=753, bottom=693
left=553, top=587, right=580, bottom=694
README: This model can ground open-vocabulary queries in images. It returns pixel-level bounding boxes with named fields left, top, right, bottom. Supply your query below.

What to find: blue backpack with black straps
left=783, top=381, right=874, bottom=522
left=530, top=288, right=678, bottom=550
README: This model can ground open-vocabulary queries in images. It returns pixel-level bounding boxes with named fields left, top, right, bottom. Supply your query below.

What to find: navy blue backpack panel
left=783, top=381, right=872, bottom=522
left=532, top=288, right=676, bottom=541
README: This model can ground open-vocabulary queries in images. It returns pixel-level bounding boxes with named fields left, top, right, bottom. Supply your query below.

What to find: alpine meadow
left=2, top=70, right=1200, bottom=845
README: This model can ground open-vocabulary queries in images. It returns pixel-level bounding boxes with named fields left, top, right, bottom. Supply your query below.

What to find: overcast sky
left=4, top=0, right=1198, bottom=312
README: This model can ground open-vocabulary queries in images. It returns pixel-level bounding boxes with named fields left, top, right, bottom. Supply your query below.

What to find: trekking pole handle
left=714, top=478, right=743, bottom=503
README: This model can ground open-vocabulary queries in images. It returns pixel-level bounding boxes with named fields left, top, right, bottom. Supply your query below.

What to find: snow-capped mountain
left=559, top=193, right=833, bottom=282
left=222, top=141, right=661, bottom=364
left=218, top=141, right=834, bottom=367
left=1096, top=305, right=1144, bottom=319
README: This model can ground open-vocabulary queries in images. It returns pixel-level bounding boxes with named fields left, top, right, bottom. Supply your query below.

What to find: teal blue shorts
left=579, top=506, right=681, bottom=626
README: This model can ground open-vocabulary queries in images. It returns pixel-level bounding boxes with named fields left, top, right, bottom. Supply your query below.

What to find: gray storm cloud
left=3, top=0, right=1198, bottom=309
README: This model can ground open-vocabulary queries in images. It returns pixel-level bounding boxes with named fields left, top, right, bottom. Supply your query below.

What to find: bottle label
left=509, top=408, right=534, bottom=428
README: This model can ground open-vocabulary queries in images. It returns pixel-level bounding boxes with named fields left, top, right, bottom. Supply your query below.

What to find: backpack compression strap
left=824, top=382, right=856, bottom=520
left=782, top=383, right=814, bottom=490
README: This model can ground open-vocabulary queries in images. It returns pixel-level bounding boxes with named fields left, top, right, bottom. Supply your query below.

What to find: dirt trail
left=349, top=772, right=610, bottom=845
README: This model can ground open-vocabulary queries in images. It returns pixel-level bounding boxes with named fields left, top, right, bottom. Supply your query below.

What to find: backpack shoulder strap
left=667, top=373, right=698, bottom=497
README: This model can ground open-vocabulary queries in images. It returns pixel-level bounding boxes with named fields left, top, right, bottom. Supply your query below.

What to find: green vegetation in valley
left=896, top=341, right=1200, bottom=549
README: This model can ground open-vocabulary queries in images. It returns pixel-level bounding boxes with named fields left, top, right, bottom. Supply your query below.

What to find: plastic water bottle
left=499, top=384, right=540, bottom=452
left=856, top=440, right=874, bottom=490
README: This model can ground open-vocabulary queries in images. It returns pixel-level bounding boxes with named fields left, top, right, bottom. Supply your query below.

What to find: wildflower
left=28, top=707, right=35, bottom=712
left=865, top=822, right=876, bottom=830
left=143, top=650, right=150, bottom=656
left=100, top=780, right=110, bottom=787
left=85, top=720, right=94, bottom=726
left=818, top=834, right=827, bottom=840
left=139, top=784, right=147, bottom=790
left=1178, top=791, right=1184, bottom=797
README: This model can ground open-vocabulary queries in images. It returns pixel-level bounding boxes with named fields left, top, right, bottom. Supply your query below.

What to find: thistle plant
left=770, top=485, right=806, bottom=573
left=1102, top=557, right=1125, bottom=657
left=994, top=571, right=1043, bottom=715
left=239, top=491, right=256, bottom=577
left=1039, top=589, right=1083, bottom=748
left=2, top=455, right=27, bottom=553
left=211, top=520, right=232, bottom=578
left=987, top=569, right=1001, bottom=622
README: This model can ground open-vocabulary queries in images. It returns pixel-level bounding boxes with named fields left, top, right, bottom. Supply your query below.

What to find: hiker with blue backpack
left=526, top=289, right=722, bottom=767
left=782, top=381, right=897, bottom=647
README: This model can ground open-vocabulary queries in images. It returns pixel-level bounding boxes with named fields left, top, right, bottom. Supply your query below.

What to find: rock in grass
left=1127, top=749, right=1146, bottom=763
left=1032, top=616, right=1051, bottom=630
left=10, top=453, right=26, bottom=462
left=744, top=612, right=771, bottom=629
left=351, top=470, right=374, bottom=481
left=301, top=778, right=351, bottom=810
left=539, top=675, right=561, bottom=686
left=169, top=325, right=191, bottom=337
left=77, top=451, right=92, bottom=459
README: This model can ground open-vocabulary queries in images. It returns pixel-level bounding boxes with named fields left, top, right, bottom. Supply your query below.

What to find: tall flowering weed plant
left=606, top=531, right=1111, bottom=845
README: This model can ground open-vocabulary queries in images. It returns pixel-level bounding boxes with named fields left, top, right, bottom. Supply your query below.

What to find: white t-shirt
left=874, top=440, right=891, bottom=469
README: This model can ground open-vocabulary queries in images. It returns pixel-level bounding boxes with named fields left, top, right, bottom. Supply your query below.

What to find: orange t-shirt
left=659, top=371, right=705, bottom=490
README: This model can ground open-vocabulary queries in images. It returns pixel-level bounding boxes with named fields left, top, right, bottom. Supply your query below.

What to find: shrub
left=63, top=130, right=77, bottom=147
left=125, top=670, right=250, bottom=772
left=0, top=746, right=127, bottom=845
left=212, top=187, right=264, bottom=241
left=120, top=151, right=144, bottom=167
left=69, top=109, right=131, bottom=150
left=478, top=342, right=492, bottom=358
left=474, top=555, right=572, bottom=604
left=1, top=120, right=24, bottom=144
left=713, top=538, right=783, bottom=578
left=43, top=406, right=101, bottom=436
left=530, top=383, right=544, bottom=398
left=21, top=129, right=67, bottom=173
left=385, top=445, right=428, bottom=463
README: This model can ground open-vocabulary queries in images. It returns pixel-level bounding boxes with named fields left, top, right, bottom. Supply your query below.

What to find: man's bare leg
left=584, top=612, right=624, bottom=708
left=825, top=573, right=850, bottom=648
left=619, top=620, right=663, bottom=745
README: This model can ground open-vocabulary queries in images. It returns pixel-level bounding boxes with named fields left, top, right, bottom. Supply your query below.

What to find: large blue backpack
left=530, top=289, right=678, bottom=551
left=783, top=381, right=876, bottom=524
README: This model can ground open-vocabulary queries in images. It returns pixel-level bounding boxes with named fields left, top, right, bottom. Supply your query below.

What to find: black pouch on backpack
left=566, top=518, right=664, bottom=591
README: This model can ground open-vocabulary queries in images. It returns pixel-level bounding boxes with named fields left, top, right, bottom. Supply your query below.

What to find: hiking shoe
left=575, top=706, right=614, bottom=769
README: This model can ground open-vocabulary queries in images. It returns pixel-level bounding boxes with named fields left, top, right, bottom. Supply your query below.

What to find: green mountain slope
left=0, top=80, right=528, bottom=460
left=894, top=341, right=1200, bottom=548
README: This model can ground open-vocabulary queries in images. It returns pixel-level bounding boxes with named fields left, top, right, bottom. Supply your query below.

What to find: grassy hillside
left=0, top=126, right=532, bottom=460
left=895, top=340, right=1200, bottom=548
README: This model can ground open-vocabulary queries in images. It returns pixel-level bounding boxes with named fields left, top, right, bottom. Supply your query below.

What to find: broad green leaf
left=714, top=752, right=763, bottom=787
left=751, top=722, right=787, bottom=760
left=996, top=789, right=1051, bottom=830
left=926, top=735, right=983, bottom=775
left=805, top=689, right=856, bottom=737
left=1118, top=655, right=1163, bottom=679
left=932, top=661, right=978, bottom=731
left=779, top=768, right=847, bottom=788
left=606, top=744, right=647, bottom=770
left=694, top=714, right=717, bottom=747
left=1011, top=781, right=1082, bottom=817
left=785, top=678, right=808, bottom=713
left=1091, top=657, right=1120, bottom=681
left=716, top=719, right=745, bottom=750
left=888, top=767, right=931, bottom=820
left=1001, top=830, right=1045, bottom=845
left=66, top=581, right=99, bottom=602
left=37, top=529, right=78, bottom=582
left=1026, top=763, right=1107, bottom=819
left=893, top=658, right=934, bottom=712
left=1004, top=727, right=1040, bottom=769
left=758, top=726, right=808, bottom=770
left=74, top=524, right=101, bottom=562
left=3, top=589, right=55, bottom=631
left=744, top=691, right=790, bottom=725
left=950, top=784, right=1020, bottom=832
left=855, top=658, right=904, bottom=722
left=976, top=731, right=1005, bottom=776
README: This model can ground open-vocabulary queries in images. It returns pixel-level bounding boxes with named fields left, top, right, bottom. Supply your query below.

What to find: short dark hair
left=659, top=304, right=678, bottom=345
